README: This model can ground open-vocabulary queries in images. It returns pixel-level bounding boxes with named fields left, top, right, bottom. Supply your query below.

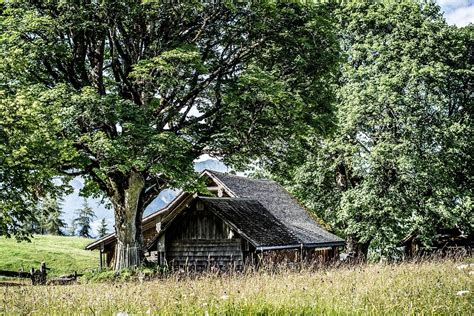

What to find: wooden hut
left=400, top=228, right=473, bottom=257
left=86, top=170, right=345, bottom=269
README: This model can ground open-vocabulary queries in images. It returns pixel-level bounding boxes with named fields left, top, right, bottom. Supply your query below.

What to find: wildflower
left=456, top=264, right=474, bottom=270
left=220, top=294, right=229, bottom=301
left=456, top=290, right=469, bottom=296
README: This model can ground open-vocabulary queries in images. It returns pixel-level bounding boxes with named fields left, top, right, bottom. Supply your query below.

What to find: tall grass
left=1, top=259, right=472, bottom=315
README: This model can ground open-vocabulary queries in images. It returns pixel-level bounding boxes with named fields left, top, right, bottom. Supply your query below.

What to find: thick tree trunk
left=346, top=235, right=370, bottom=261
left=111, top=171, right=146, bottom=270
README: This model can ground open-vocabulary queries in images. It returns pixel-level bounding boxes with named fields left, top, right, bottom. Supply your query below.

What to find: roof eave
left=85, top=233, right=116, bottom=250
left=255, top=241, right=345, bottom=252
left=256, top=244, right=302, bottom=251
left=303, top=241, right=346, bottom=248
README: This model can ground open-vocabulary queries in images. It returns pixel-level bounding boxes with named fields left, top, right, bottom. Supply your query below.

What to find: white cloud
left=445, top=5, right=474, bottom=26
left=436, top=0, right=474, bottom=26
left=194, top=154, right=214, bottom=162
left=437, top=0, right=470, bottom=10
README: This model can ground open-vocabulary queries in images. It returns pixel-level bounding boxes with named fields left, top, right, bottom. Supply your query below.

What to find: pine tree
left=45, top=209, right=67, bottom=236
left=73, top=199, right=96, bottom=238
left=31, top=196, right=66, bottom=235
left=43, top=197, right=66, bottom=235
left=97, top=218, right=109, bottom=238
left=29, top=206, right=47, bottom=235
left=67, top=219, right=77, bottom=236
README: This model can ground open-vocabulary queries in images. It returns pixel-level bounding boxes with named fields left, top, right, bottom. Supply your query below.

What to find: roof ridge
left=205, top=169, right=275, bottom=182
left=199, top=196, right=256, bottom=201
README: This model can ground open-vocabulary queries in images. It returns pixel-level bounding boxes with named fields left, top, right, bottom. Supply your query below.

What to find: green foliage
left=0, top=0, right=338, bottom=248
left=0, top=85, right=73, bottom=240
left=39, top=196, right=67, bottom=236
left=80, top=269, right=116, bottom=283
left=67, top=218, right=78, bottom=236
left=265, top=1, right=473, bottom=256
left=80, top=266, right=157, bottom=283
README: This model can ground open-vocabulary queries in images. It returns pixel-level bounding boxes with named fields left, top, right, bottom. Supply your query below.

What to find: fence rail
left=0, top=262, right=80, bottom=286
left=0, top=270, right=32, bottom=279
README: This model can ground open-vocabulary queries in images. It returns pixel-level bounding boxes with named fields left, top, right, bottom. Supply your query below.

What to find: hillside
left=0, top=235, right=98, bottom=276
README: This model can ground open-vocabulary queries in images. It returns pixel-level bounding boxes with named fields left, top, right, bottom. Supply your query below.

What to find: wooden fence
left=0, top=262, right=82, bottom=286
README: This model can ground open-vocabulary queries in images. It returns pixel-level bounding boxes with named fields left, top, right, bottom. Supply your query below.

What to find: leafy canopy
left=264, top=1, right=473, bottom=257
left=0, top=1, right=339, bottom=238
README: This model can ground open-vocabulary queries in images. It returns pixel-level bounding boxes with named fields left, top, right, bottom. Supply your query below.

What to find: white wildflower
left=457, top=264, right=474, bottom=270
left=456, top=290, right=469, bottom=296
left=220, top=294, right=229, bottom=301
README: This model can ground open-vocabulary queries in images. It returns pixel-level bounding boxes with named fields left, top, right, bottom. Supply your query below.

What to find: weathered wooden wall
left=165, top=203, right=243, bottom=270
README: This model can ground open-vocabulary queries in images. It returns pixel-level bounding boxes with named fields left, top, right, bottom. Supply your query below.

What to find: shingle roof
left=207, top=170, right=344, bottom=246
left=87, top=170, right=345, bottom=252
left=200, top=197, right=300, bottom=249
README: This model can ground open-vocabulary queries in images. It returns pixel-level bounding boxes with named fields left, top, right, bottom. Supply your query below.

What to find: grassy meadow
left=0, top=235, right=98, bottom=277
left=1, top=259, right=472, bottom=315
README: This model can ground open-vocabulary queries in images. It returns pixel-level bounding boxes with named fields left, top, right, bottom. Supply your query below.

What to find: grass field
left=0, top=235, right=98, bottom=277
left=1, top=259, right=472, bottom=315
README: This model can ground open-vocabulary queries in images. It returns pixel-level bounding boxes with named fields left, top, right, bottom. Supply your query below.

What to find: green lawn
left=0, top=235, right=99, bottom=277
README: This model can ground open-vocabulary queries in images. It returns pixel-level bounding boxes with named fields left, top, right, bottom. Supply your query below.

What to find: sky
left=438, top=0, right=474, bottom=26
left=59, top=1, right=473, bottom=237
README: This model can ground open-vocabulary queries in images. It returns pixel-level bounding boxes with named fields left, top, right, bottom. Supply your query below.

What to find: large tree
left=264, top=1, right=473, bottom=258
left=0, top=1, right=339, bottom=269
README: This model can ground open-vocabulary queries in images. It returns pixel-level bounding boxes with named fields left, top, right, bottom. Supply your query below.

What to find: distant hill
left=0, top=235, right=98, bottom=277
left=143, top=159, right=229, bottom=216
left=143, top=188, right=179, bottom=216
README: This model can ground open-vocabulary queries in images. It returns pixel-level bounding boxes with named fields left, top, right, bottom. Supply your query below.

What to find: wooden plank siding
left=165, top=203, right=244, bottom=270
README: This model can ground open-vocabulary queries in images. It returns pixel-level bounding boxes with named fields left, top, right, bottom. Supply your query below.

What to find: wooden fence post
left=99, top=243, right=104, bottom=270
left=38, top=262, right=47, bottom=285
left=30, top=268, right=36, bottom=285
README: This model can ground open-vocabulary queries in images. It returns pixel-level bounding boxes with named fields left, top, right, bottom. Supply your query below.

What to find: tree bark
left=346, top=235, right=370, bottom=261
left=111, top=170, right=146, bottom=270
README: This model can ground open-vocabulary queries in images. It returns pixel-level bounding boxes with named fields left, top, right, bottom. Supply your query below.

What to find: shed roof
left=87, top=170, right=345, bottom=251
left=206, top=170, right=344, bottom=246
left=200, top=197, right=300, bottom=250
